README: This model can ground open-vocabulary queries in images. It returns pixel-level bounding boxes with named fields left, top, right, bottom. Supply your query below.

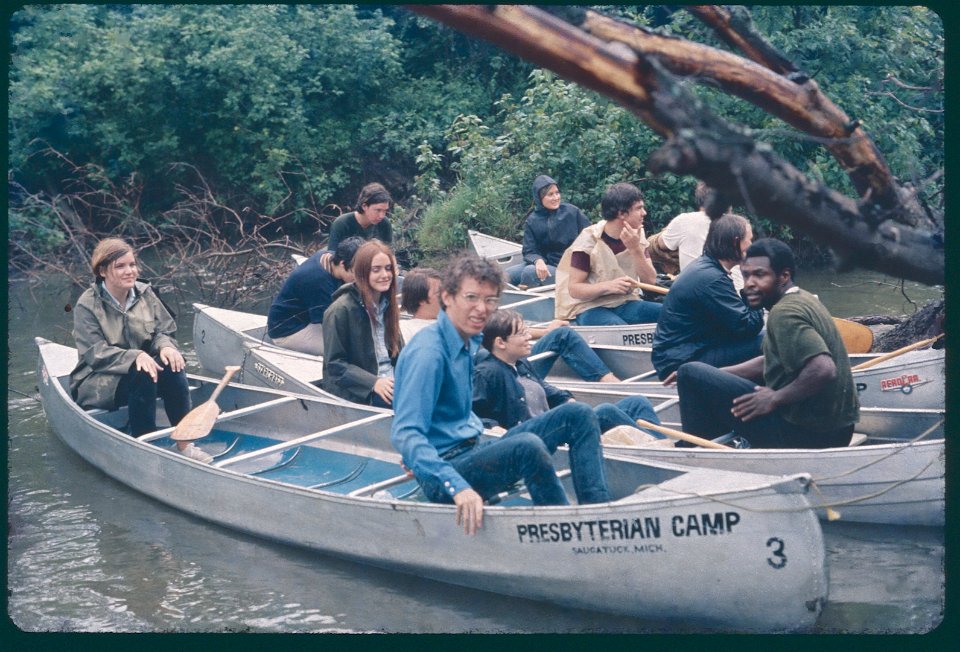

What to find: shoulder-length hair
left=703, top=213, right=750, bottom=263
left=351, top=240, right=402, bottom=357
left=91, top=238, right=135, bottom=280
left=354, top=182, right=392, bottom=212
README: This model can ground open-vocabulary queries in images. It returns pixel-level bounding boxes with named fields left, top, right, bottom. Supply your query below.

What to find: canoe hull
left=468, top=229, right=524, bottom=272
left=603, top=440, right=944, bottom=527
left=541, top=346, right=945, bottom=411
left=37, top=338, right=828, bottom=632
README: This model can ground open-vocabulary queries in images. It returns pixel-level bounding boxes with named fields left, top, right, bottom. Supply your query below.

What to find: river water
left=6, top=269, right=944, bottom=634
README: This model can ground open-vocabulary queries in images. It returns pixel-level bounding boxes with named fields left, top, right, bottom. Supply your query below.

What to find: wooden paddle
left=631, top=280, right=669, bottom=296
left=635, top=419, right=729, bottom=450
left=851, top=333, right=944, bottom=372
left=171, top=366, right=240, bottom=441
left=832, top=318, right=874, bottom=354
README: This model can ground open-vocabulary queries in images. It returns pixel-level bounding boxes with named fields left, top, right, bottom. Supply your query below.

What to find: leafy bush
left=8, top=5, right=943, bottom=271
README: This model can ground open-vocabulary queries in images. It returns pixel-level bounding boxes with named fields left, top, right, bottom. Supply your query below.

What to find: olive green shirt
left=763, top=289, right=859, bottom=431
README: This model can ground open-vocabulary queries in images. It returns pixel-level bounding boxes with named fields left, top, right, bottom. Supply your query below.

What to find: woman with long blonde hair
left=322, top=240, right=403, bottom=407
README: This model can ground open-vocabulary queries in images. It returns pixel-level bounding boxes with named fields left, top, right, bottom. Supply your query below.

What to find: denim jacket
left=472, top=349, right=572, bottom=429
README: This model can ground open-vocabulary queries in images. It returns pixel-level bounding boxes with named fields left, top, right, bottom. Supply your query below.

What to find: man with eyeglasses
left=391, top=254, right=611, bottom=536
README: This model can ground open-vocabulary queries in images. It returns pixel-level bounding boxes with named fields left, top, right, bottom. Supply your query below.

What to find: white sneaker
left=179, top=443, right=213, bottom=464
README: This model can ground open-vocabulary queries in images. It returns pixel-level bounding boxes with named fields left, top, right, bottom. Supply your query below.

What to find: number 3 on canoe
left=766, top=536, right=787, bottom=569
left=171, top=366, right=240, bottom=441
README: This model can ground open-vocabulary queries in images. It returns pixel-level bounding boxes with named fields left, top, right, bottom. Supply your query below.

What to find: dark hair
left=694, top=181, right=711, bottom=208
left=703, top=213, right=750, bottom=262
left=332, top=236, right=365, bottom=271
left=538, top=182, right=558, bottom=200
left=441, top=253, right=503, bottom=301
left=351, top=240, right=402, bottom=357
left=400, top=267, right=442, bottom=314
left=600, top=182, right=644, bottom=221
left=355, top=182, right=392, bottom=212
left=745, top=238, right=797, bottom=279
left=91, top=238, right=135, bottom=280
left=481, top=309, right=524, bottom=352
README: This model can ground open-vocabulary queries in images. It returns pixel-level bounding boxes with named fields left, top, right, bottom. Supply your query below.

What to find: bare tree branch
left=405, top=4, right=944, bottom=286
left=566, top=6, right=932, bottom=230
left=684, top=5, right=799, bottom=76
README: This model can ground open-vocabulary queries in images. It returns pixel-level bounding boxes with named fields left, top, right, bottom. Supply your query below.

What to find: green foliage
left=418, top=6, right=942, bottom=258
left=416, top=71, right=667, bottom=255
left=8, top=5, right=943, bottom=268
left=750, top=6, right=943, bottom=209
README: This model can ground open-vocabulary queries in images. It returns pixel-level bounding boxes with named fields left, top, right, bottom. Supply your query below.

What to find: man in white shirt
left=648, top=181, right=744, bottom=291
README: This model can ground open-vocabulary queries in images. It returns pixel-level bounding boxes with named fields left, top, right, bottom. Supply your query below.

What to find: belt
left=440, top=437, right=478, bottom=461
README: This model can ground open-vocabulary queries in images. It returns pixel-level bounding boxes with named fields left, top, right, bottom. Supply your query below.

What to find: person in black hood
left=507, top=175, right=590, bottom=287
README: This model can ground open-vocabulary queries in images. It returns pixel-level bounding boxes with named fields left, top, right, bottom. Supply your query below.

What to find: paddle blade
left=833, top=318, right=873, bottom=354
left=171, top=401, right=220, bottom=441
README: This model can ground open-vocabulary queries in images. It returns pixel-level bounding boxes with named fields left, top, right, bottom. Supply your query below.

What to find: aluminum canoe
left=468, top=228, right=524, bottom=274
left=36, top=337, right=828, bottom=632
left=536, top=344, right=944, bottom=411
left=194, top=304, right=943, bottom=442
left=554, top=381, right=943, bottom=445
left=601, top=437, right=944, bottom=527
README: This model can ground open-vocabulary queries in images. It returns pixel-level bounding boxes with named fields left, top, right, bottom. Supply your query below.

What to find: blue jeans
left=656, top=334, right=764, bottom=381
left=676, top=361, right=853, bottom=449
left=694, top=335, right=764, bottom=370
left=520, top=264, right=556, bottom=288
left=505, top=264, right=524, bottom=286
left=594, top=396, right=666, bottom=439
left=115, top=357, right=191, bottom=436
left=531, top=326, right=611, bottom=381
left=423, top=402, right=610, bottom=505
left=574, top=300, right=662, bottom=326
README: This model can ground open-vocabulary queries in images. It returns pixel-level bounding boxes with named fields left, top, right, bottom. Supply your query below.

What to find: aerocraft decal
left=877, top=371, right=932, bottom=394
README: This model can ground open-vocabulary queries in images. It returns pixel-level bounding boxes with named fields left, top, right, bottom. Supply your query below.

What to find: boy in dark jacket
left=473, top=310, right=663, bottom=441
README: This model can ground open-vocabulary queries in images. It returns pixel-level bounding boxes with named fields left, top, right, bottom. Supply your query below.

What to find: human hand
left=662, top=370, right=678, bottom=387
left=373, top=377, right=395, bottom=405
left=731, top=386, right=779, bottom=422
left=535, top=259, right=549, bottom=281
left=318, top=251, right=334, bottom=273
left=135, top=351, right=162, bottom=382
left=159, top=346, right=185, bottom=373
left=620, top=222, right=648, bottom=252
left=544, top=319, right=567, bottom=333
left=606, top=276, right=637, bottom=296
left=453, top=488, right=484, bottom=536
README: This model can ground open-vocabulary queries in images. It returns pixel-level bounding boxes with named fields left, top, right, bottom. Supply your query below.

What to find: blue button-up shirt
left=391, top=310, right=484, bottom=498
